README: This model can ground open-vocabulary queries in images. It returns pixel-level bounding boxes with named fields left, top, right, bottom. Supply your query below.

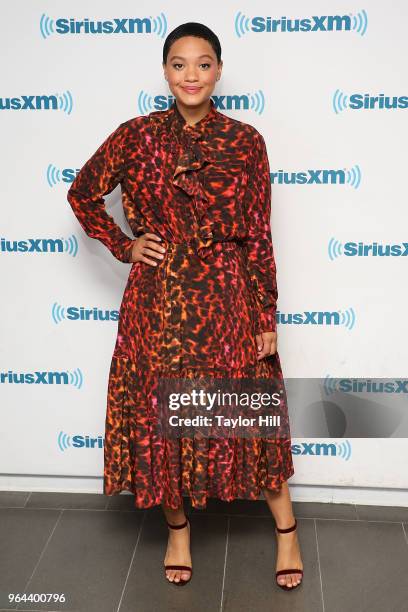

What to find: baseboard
left=1, top=474, right=407, bottom=508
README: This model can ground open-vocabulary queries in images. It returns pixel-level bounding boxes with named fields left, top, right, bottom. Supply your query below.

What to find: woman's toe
left=167, top=570, right=175, bottom=581
left=278, top=574, right=288, bottom=586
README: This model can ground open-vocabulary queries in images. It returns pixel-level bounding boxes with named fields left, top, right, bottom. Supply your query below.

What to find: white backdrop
left=1, top=1, right=408, bottom=499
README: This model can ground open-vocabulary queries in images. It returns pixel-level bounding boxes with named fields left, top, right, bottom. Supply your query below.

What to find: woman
left=67, top=22, right=303, bottom=591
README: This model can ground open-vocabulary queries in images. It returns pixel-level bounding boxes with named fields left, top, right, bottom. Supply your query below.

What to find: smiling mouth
left=182, top=86, right=202, bottom=92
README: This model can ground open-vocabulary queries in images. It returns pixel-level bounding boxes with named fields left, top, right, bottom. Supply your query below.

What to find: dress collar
left=169, top=98, right=218, bottom=139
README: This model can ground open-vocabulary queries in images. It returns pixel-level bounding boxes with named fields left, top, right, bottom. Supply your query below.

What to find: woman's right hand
left=129, top=233, right=166, bottom=266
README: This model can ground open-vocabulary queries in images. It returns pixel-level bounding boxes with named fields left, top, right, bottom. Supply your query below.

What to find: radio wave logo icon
left=328, top=237, right=343, bottom=260
left=138, top=90, right=155, bottom=115
left=64, top=234, right=78, bottom=257
left=58, top=90, right=73, bottom=115
left=350, top=9, right=368, bottom=36
left=152, top=12, right=167, bottom=38
left=336, top=440, right=352, bottom=461
left=66, top=368, right=83, bottom=389
left=52, top=302, right=66, bottom=324
left=324, top=374, right=339, bottom=395
left=58, top=431, right=72, bottom=451
left=332, top=89, right=349, bottom=114
left=234, top=11, right=251, bottom=38
left=346, top=164, right=361, bottom=189
left=338, top=307, right=356, bottom=330
left=46, top=164, right=62, bottom=187
left=40, top=13, right=55, bottom=38
left=249, top=90, right=265, bottom=114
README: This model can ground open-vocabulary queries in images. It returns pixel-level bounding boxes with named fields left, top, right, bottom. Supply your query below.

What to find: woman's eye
left=172, top=63, right=211, bottom=70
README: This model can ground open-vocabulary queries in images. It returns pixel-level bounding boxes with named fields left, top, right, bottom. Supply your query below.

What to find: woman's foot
left=164, top=517, right=192, bottom=584
left=275, top=521, right=303, bottom=589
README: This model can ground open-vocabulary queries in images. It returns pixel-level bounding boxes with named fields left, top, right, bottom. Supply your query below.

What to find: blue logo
left=271, top=165, right=361, bottom=188
left=324, top=376, right=408, bottom=395
left=0, top=91, right=73, bottom=114
left=1, top=369, right=83, bottom=388
left=58, top=431, right=104, bottom=451
left=291, top=440, right=352, bottom=460
left=46, top=164, right=78, bottom=187
left=0, top=235, right=78, bottom=256
left=52, top=302, right=119, bottom=324
left=234, top=11, right=368, bottom=37
left=40, top=13, right=167, bottom=38
left=277, top=308, right=356, bottom=329
left=328, top=238, right=408, bottom=260
left=138, top=90, right=266, bottom=115
left=333, top=89, right=408, bottom=113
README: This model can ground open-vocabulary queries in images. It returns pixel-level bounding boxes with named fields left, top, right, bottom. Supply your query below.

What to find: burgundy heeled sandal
left=164, top=516, right=193, bottom=586
left=275, top=518, right=304, bottom=590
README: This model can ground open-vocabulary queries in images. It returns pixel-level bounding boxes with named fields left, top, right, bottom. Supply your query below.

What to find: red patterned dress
left=67, top=98, right=295, bottom=509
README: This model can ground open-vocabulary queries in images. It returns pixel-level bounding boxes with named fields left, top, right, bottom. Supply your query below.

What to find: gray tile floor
left=1, top=491, right=408, bottom=612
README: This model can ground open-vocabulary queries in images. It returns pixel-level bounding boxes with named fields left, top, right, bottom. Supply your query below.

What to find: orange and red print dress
left=67, top=98, right=295, bottom=509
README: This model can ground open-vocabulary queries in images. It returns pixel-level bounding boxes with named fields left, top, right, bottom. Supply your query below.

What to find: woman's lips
left=182, top=87, right=202, bottom=94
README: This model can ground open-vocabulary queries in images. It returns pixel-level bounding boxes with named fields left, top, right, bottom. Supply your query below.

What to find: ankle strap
left=275, top=518, right=297, bottom=533
left=166, top=516, right=189, bottom=530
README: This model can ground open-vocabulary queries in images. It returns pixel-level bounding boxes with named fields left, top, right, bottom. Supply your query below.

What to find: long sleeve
left=67, top=122, right=135, bottom=263
left=243, top=130, right=278, bottom=334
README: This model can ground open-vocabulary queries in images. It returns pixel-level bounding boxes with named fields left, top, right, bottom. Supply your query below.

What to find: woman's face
left=163, top=35, right=222, bottom=108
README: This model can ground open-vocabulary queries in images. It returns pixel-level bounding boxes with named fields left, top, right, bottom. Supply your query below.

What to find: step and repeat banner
left=1, top=1, right=407, bottom=494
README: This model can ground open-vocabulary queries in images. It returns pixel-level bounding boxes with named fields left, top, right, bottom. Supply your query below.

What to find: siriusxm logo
left=272, top=165, right=361, bottom=188
left=138, top=90, right=266, bottom=115
left=52, top=303, right=119, bottom=324
left=47, top=164, right=78, bottom=187
left=235, top=10, right=367, bottom=37
left=1, top=369, right=83, bottom=388
left=277, top=308, right=356, bottom=329
left=0, top=236, right=78, bottom=256
left=324, top=376, right=408, bottom=395
left=292, top=440, right=352, bottom=461
left=0, top=91, right=73, bottom=114
left=328, top=238, right=408, bottom=260
left=40, top=13, right=167, bottom=38
left=58, top=431, right=104, bottom=451
left=333, top=90, right=408, bottom=113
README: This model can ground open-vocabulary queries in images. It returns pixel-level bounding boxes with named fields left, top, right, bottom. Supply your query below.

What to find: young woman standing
left=67, top=22, right=303, bottom=591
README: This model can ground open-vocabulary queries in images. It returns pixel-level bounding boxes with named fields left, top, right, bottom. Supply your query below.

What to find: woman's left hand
left=256, top=331, right=277, bottom=360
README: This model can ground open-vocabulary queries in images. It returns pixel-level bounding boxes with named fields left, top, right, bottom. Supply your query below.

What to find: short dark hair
left=162, top=22, right=222, bottom=65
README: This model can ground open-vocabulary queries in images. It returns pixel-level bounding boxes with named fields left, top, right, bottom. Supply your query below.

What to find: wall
left=1, top=0, right=407, bottom=504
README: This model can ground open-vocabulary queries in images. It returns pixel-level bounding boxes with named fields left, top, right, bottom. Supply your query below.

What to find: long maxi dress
left=67, top=98, right=295, bottom=510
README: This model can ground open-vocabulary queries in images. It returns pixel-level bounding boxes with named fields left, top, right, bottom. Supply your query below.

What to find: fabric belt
left=163, top=239, right=241, bottom=255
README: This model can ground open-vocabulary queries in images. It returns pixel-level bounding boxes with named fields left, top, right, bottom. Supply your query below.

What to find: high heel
left=275, top=518, right=304, bottom=590
left=164, top=516, right=192, bottom=586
